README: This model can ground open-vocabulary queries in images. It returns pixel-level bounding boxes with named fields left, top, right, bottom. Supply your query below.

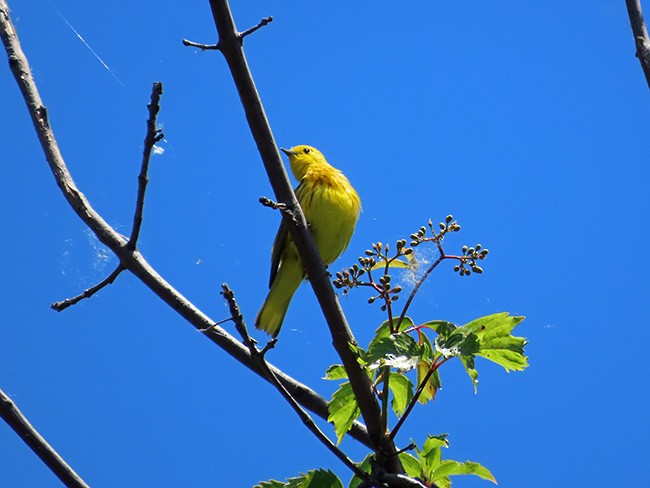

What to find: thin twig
left=395, top=255, right=444, bottom=331
left=184, top=17, right=272, bottom=51
left=0, top=0, right=372, bottom=449
left=625, top=0, right=650, bottom=89
left=389, top=357, right=450, bottom=441
left=51, top=264, right=125, bottom=311
left=221, top=284, right=369, bottom=481
left=206, top=0, right=400, bottom=470
left=0, top=387, right=90, bottom=488
left=129, top=82, right=164, bottom=248
left=259, top=196, right=286, bottom=210
left=52, top=82, right=162, bottom=310
left=380, top=367, right=390, bottom=434
left=239, top=16, right=273, bottom=40
left=220, top=284, right=254, bottom=348
left=182, top=39, right=221, bottom=51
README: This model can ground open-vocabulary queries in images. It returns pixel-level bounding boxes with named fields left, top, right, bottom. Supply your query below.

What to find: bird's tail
left=255, top=261, right=303, bottom=337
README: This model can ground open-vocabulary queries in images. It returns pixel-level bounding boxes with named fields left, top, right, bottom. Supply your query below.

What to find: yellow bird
left=255, top=145, right=362, bottom=337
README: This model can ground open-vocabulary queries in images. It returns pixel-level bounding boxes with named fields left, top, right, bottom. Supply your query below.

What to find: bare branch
left=221, top=284, right=370, bottom=481
left=625, top=0, right=650, bottom=89
left=51, top=82, right=163, bottom=310
left=129, top=81, right=164, bottom=248
left=182, top=39, right=220, bottom=51
left=205, top=0, right=402, bottom=470
left=220, top=283, right=255, bottom=349
left=0, top=0, right=371, bottom=451
left=0, top=387, right=90, bottom=488
left=51, top=264, right=125, bottom=311
left=239, top=16, right=273, bottom=40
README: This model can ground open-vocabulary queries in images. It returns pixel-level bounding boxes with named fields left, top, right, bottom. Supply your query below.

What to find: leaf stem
left=388, top=356, right=450, bottom=441
left=395, top=255, right=444, bottom=331
left=380, top=367, right=391, bottom=433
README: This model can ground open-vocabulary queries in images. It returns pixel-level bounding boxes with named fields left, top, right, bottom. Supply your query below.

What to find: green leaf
left=388, top=372, right=414, bottom=417
left=434, top=478, right=451, bottom=488
left=256, top=481, right=285, bottom=488
left=414, top=332, right=441, bottom=404
left=434, top=328, right=480, bottom=358
left=348, top=342, right=369, bottom=365
left=347, top=454, right=372, bottom=488
left=373, top=317, right=415, bottom=340
left=461, top=312, right=528, bottom=372
left=366, top=332, right=421, bottom=371
left=430, top=460, right=497, bottom=484
left=419, top=320, right=457, bottom=338
left=324, top=364, right=348, bottom=380
left=398, top=452, right=424, bottom=479
left=255, top=469, right=344, bottom=488
left=417, top=434, right=449, bottom=479
left=459, top=355, right=479, bottom=393
left=416, top=361, right=440, bottom=404
left=328, top=382, right=361, bottom=444
left=350, top=452, right=427, bottom=488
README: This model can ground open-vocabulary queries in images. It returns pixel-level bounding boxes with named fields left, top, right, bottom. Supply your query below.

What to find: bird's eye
left=303, top=148, right=310, bottom=154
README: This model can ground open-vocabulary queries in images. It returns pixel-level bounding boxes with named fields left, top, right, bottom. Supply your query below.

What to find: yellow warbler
left=255, top=145, right=361, bottom=337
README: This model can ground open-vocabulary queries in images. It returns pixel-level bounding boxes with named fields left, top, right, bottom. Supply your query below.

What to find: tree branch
left=0, top=387, right=90, bottom=488
left=129, top=81, right=164, bottom=249
left=52, top=82, right=163, bottom=310
left=222, top=284, right=370, bottom=481
left=0, top=0, right=371, bottom=452
left=203, top=0, right=401, bottom=470
left=625, top=0, right=650, bottom=89
left=51, top=263, right=125, bottom=311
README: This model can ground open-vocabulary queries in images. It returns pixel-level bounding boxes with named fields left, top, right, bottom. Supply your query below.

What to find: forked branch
left=203, top=0, right=402, bottom=470
left=52, top=82, right=164, bottom=311
left=0, top=0, right=371, bottom=452
left=222, top=284, right=369, bottom=481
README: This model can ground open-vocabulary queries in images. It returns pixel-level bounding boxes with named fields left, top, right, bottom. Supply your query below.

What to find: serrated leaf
left=419, top=320, right=457, bottom=338
left=324, top=364, right=348, bottom=380
left=255, top=481, right=285, bottom=488
left=429, top=460, right=497, bottom=484
left=255, top=469, right=344, bottom=488
left=459, top=355, right=479, bottom=393
left=461, top=312, right=528, bottom=371
left=348, top=342, right=369, bottom=365
left=388, top=372, right=414, bottom=417
left=434, top=329, right=480, bottom=358
left=328, top=382, right=361, bottom=444
left=366, top=333, right=421, bottom=371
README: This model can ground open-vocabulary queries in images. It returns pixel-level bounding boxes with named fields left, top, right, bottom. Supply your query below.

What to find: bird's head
left=281, top=145, right=328, bottom=180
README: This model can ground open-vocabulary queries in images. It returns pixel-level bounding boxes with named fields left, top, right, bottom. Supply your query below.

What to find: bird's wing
left=269, top=218, right=289, bottom=288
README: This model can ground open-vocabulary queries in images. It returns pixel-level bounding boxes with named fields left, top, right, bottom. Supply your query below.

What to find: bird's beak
left=280, top=147, right=295, bottom=157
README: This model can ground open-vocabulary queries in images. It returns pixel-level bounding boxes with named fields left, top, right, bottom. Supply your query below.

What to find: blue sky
left=1, top=1, right=649, bottom=487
